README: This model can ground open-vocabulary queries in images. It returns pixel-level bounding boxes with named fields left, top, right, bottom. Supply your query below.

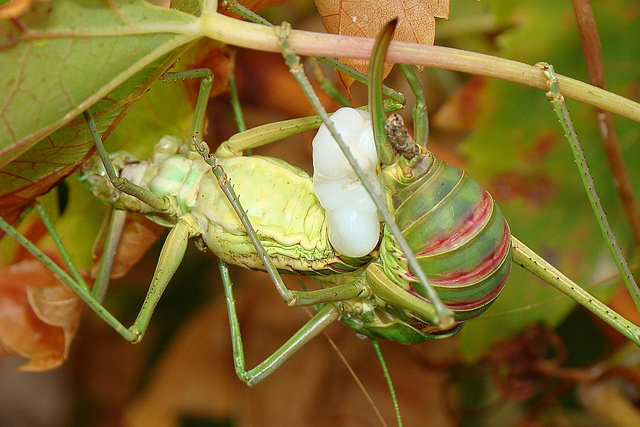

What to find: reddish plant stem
left=201, top=13, right=640, bottom=123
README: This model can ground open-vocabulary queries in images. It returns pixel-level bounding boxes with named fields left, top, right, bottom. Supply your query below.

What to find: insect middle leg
left=218, top=259, right=341, bottom=386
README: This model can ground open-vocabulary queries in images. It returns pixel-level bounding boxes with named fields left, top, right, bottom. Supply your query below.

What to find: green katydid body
left=80, top=135, right=369, bottom=276
left=70, top=19, right=514, bottom=355
left=79, top=116, right=512, bottom=345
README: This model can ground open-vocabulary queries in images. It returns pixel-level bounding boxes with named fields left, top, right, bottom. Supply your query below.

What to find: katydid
left=1, top=11, right=640, bottom=427
left=0, top=8, right=637, bottom=375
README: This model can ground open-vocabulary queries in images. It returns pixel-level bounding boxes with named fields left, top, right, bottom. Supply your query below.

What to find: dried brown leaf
left=0, top=259, right=83, bottom=371
left=315, top=0, right=449, bottom=88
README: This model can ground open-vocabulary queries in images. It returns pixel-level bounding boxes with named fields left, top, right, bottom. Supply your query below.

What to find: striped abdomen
left=379, top=151, right=512, bottom=324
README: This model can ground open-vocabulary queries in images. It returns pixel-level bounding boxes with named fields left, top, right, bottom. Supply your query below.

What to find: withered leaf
left=315, top=0, right=449, bottom=88
left=0, top=259, right=83, bottom=371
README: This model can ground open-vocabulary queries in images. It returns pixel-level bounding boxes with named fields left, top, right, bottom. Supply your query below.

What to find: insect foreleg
left=162, top=68, right=214, bottom=138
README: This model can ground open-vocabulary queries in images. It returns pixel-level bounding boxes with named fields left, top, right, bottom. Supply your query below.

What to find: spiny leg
left=276, top=20, right=454, bottom=330
left=218, top=259, right=340, bottom=386
left=536, top=62, right=640, bottom=310
left=505, top=63, right=640, bottom=345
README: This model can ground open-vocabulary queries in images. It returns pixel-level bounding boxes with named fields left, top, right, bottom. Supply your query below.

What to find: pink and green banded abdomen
left=380, top=152, right=512, bottom=324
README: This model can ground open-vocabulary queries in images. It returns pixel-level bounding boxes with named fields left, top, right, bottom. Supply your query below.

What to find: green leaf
left=0, top=0, right=198, bottom=220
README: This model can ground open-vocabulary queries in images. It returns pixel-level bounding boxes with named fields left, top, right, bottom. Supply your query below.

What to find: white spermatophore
left=312, top=107, right=382, bottom=257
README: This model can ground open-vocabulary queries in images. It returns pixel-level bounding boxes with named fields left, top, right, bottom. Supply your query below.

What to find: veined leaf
left=315, top=0, right=449, bottom=88
left=0, top=0, right=198, bottom=222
